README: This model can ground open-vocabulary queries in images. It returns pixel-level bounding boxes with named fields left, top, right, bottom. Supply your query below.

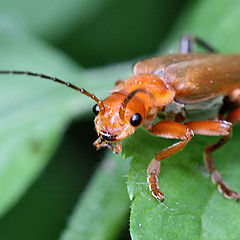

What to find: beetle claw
left=211, top=170, right=240, bottom=201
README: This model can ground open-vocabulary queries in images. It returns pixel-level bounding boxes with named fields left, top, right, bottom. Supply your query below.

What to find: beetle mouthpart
left=93, top=136, right=104, bottom=150
left=110, top=141, right=122, bottom=154
left=93, top=136, right=121, bottom=153
left=101, top=131, right=117, bottom=141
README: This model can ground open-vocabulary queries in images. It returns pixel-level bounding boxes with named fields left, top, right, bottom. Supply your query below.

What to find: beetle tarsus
left=147, top=159, right=164, bottom=201
left=147, top=173, right=164, bottom=202
left=211, top=169, right=240, bottom=201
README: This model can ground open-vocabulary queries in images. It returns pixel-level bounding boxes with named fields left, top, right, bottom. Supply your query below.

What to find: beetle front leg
left=185, top=120, right=240, bottom=201
left=227, top=107, right=240, bottom=124
left=147, top=121, right=194, bottom=201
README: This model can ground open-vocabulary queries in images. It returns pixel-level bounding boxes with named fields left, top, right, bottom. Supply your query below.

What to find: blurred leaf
left=56, top=0, right=188, bottom=67
left=0, top=120, right=107, bottom=240
left=0, top=31, right=131, bottom=218
left=0, top=0, right=112, bottom=41
left=124, top=0, right=240, bottom=239
left=0, top=0, right=188, bottom=67
left=158, top=0, right=240, bottom=54
left=59, top=152, right=129, bottom=240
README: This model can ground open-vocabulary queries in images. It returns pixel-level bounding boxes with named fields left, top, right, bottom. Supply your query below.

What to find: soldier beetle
left=1, top=35, right=240, bottom=202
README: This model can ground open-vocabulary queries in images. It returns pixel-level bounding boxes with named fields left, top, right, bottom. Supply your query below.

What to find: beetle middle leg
left=180, top=34, right=217, bottom=54
left=185, top=120, right=240, bottom=201
left=147, top=121, right=194, bottom=201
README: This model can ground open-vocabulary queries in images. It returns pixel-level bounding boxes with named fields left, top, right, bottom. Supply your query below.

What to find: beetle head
left=93, top=92, right=146, bottom=153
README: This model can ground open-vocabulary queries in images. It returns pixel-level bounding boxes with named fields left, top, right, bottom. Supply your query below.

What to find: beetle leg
left=227, top=107, right=240, bottom=123
left=114, top=80, right=124, bottom=86
left=143, top=108, right=159, bottom=130
left=147, top=121, right=194, bottom=201
left=225, top=88, right=240, bottom=123
left=219, top=91, right=240, bottom=119
left=185, top=120, right=240, bottom=201
left=110, top=80, right=125, bottom=93
left=143, top=113, right=156, bottom=130
left=180, top=35, right=217, bottom=54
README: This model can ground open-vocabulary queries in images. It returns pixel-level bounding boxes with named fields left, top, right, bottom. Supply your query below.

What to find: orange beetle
left=1, top=35, right=240, bottom=202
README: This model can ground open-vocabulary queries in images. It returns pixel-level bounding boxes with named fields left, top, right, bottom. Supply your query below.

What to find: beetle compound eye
left=130, top=113, right=142, bottom=127
left=93, top=104, right=100, bottom=116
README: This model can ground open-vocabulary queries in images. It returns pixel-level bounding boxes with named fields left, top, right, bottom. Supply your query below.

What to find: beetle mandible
left=1, top=35, right=240, bottom=202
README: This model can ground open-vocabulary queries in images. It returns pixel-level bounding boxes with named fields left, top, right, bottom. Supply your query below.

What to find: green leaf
left=0, top=31, right=131, bottom=218
left=124, top=0, right=240, bottom=239
left=123, top=126, right=240, bottom=240
left=59, top=152, right=129, bottom=240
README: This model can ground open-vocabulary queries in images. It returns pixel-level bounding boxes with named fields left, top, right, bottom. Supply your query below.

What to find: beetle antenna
left=119, top=89, right=152, bottom=120
left=0, top=70, right=105, bottom=113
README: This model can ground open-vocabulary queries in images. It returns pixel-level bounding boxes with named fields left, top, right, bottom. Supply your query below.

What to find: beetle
left=1, top=35, right=240, bottom=202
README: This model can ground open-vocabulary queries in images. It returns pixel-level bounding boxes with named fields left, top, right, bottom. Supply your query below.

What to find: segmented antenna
left=0, top=70, right=105, bottom=113
left=119, top=89, right=152, bottom=120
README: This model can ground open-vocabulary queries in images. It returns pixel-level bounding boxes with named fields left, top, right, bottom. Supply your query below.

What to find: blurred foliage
left=59, top=152, right=129, bottom=240
left=0, top=0, right=240, bottom=239
left=0, top=0, right=187, bottom=67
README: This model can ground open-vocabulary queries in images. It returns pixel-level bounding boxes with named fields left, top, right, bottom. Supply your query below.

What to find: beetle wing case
left=134, top=54, right=240, bottom=104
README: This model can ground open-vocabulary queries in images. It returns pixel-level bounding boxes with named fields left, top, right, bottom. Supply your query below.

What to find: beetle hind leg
left=180, top=35, right=217, bottom=54
left=186, top=120, right=240, bottom=201
left=205, top=134, right=240, bottom=201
